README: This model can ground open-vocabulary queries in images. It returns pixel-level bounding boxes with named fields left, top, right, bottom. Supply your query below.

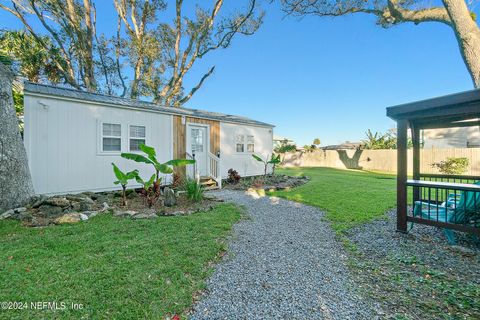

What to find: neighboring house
left=423, top=127, right=480, bottom=149
left=322, top=141, right=362, bottom=150
left=273, top=135, right=296, bottom=149
left=23, top=83, right=274, bottom=195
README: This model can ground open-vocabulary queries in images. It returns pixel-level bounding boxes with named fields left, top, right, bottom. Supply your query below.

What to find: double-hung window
left=102, top=123, right=121, bottom=152
left=246, top=135, right=255, bottom=153
left=129, top=125, right=146, bottom=151
left=235, top=134, right=245, bottom=153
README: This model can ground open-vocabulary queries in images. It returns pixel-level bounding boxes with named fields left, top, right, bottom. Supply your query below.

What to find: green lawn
left=273, top=167, right=398, bottom=232
left=0, top=204, right=241, bottom=319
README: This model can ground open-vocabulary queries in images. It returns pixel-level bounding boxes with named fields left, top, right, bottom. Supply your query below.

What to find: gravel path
left=190, top=190, right=379, bottom=319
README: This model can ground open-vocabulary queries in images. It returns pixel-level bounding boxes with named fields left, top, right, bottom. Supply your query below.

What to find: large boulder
left=164, top=187, right=177, bottom=207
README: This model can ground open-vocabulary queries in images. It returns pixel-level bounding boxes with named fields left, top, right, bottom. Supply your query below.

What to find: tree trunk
left=443, top=0, right=480, bottom=88
left=0, top=63, right=34, bottom=212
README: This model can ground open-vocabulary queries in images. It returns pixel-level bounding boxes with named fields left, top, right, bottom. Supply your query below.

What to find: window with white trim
left=102, top=123, right=121, bottom=152
left=235, top=134, right=245, bottom=153
left=246, top=135, right=255, bottom=153
left=191, top=128, right=204, bottom=153
left=129, top=125, right=146, bottom=151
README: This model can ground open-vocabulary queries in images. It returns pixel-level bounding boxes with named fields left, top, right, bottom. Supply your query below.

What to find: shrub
left=184, top=179, right=204, bottom=202
left=111, top=163, right=138, bottom=206
left=227, top=169, right=241, bottom=184
left=135, top=173, right=161, bottom=207
left=431, top=157, right=469, bottom=175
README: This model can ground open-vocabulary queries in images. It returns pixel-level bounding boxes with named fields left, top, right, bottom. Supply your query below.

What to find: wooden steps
left=200, top=176, right=219, bottom=190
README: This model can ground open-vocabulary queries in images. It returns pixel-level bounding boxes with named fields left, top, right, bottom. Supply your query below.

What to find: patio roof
left=387, top=89, right=480, bottom=235
left=386, top=89, right=480, bottom=129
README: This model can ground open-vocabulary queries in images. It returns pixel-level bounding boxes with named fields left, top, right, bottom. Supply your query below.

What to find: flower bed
left=223, top=174, right=309, bottom=191
left=0, top=189, right=220, bottom=227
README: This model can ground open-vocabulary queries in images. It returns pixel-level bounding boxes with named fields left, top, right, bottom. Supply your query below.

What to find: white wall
left=423, top=127, right=480, bottom=148
left=220, top=122, right=273, bottom=178
left=24, top=94, right=173, bottom=195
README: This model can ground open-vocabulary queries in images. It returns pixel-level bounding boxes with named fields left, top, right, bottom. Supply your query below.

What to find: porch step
left=200, top=176, right=219, bottom=190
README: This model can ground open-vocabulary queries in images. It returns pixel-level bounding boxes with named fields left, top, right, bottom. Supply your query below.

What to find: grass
left=0, top=204, right=241, bottom=319
left=272, top=167, right=399, bottom=232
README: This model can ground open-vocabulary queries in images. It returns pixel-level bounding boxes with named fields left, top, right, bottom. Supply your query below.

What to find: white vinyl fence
left=282, top=148, right=480, bottom=175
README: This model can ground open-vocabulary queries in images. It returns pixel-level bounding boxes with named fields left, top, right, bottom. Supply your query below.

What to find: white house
left=23, top=83, right=274, bottom=195
left=422, top=127, right=480, bottom=148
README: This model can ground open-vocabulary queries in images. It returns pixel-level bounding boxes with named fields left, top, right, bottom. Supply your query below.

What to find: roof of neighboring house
left=322, top=142, right=362, bottom=150
left=24, top=82, right=275, bottom=128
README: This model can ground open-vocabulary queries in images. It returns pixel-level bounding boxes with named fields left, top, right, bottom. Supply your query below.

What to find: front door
left=187, top=124, right=208, bottom=177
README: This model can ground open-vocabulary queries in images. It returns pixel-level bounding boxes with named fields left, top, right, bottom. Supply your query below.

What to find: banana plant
left=112, top=163, right=138, bottom=206
left=134, top=173, right=158, bottom=207
left=252, top=154, right=281, bottom=179
left=121, top=144, right=195, bottom=181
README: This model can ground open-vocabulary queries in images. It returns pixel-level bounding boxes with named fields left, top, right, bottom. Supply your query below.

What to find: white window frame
left=246, top=135, right=255, bottom=153
left=128, top=125, right=146, bottom=152
left=235, top=134, right=245, bottom=154
left=98, top=121, right=122, bottom=155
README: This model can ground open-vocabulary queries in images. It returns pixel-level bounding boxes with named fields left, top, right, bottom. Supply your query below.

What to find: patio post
left=412, top=125, right=421, bottom=202
left=396, top=119, right=408, bottom=233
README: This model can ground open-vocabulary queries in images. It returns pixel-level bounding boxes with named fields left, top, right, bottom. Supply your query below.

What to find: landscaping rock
left=66, top=195, right=90, bottom=202
left=82, top=211, right=99, bottom=218
left=164, top=187, right=177, bottom=207
left=114, top=210, right=137, bottom=217
left=30, top=195, right=47, bottom=208
left=100, top=202, right=110, bottom=212
left=14, top=207, right=27, bottom=213
left=79, top=213, right=89, bottom=221
left=54, top=213, right=82, bottom=224
left=29, top=216, right=50, bottom=227
left=79, top=200, right=93, bottom=212
left=133, top=209, right=158, bottom=219
left=45, top=197, right=70, bottom=208
left=37, top=205, right=63, bottom=218
left=81, top=191, right=95, bottom=198
left=0, top=209, right=14, bottom=220
left=14, top=210, right=32, bottom=221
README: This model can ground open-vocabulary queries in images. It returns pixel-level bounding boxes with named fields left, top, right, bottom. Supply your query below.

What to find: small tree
left=431, top=157, right=469, bottom=175
left=252, top=154, right=281, bottom=179
left=111, top=163, right=138, bottom=206
left=313, top=138, right=321, bottom=147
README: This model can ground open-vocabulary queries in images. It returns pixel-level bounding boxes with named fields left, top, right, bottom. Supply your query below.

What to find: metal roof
left=24, top=82, right=275, bottom=128
left=386, top=89, right=480, bottom=130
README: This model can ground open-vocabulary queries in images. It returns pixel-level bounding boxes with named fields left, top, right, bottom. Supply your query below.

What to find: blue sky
left=0, top=1, right=475, bottom=146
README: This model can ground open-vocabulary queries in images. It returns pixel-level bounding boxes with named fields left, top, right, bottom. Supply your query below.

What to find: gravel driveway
left=190, top=190, right=380, bottom=319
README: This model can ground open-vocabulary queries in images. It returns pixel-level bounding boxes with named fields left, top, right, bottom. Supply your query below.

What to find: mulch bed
left=223, top=174, right=309, bottom=191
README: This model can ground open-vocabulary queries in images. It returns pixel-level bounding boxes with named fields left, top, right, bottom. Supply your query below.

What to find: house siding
left=220, top=122, right=274, bottom=178
left=24, top=94, right=173, bottom=195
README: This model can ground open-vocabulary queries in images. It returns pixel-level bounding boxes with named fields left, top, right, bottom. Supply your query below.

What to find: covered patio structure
left=387, top=90, right=480, bottom=238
